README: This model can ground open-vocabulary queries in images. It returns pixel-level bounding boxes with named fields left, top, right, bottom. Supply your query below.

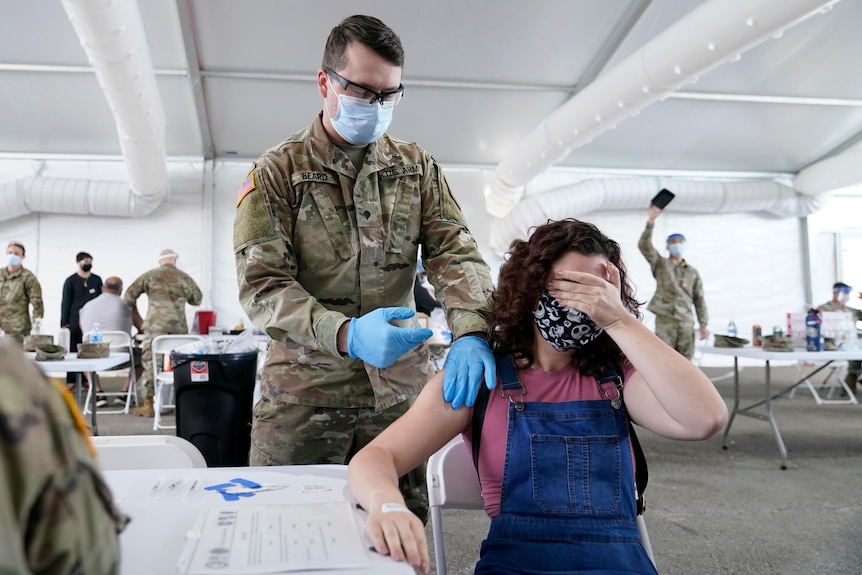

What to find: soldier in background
left=233, top=15, right=495, bottom=522
left=0, top=240, right=44, bottom=344
left=817, top=281, right=862, bottom=394
left=0, top=339, right=128, bottom=573
left=638, top=205, right=709, bottom=360
left=123, top=249, right=202, bottom=416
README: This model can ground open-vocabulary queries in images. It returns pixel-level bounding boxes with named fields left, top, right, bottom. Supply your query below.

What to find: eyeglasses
left=323, top=67, right=404, bottom=106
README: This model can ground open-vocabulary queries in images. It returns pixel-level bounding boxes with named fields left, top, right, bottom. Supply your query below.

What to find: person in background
left=61, top=251, right=103, bottom=387
left=0, top=339, right=128, bottom=573
left=233, top=14, right=495, bottom=523
left=0, top=241, right=44, bottom=344
left=123, top=249, right=202, bottom=417
left=817, top=281, right=862, bottom=394
left=413, top=260, right=442, bottom=316
left=348, top=219, right=728, bottom=574
left=80, top=276, right=145, bottom=406
left=638, top=205, right=709, bottom=360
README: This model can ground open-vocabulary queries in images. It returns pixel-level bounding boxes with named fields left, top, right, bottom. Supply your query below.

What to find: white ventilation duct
left=485, top=0, right=843, bottom=218
left=488, top=177, right=828, bottom=252
left=0, top=0, right=168, bottom=223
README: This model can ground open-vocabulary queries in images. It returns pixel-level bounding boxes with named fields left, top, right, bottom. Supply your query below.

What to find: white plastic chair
left=426, top=437, right=656, bottom=575
left=151, top=334, right=203, bottom=431
left=91, top=435, right=207, bottom=470
left=82, top=330, right=138, bottom=415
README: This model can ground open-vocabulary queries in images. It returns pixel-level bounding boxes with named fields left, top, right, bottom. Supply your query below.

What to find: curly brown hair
left=489, top=219, right=641, bottom=378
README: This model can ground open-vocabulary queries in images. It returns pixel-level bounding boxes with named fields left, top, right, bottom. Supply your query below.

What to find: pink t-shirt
left=462, top=360, right=637, bottom=517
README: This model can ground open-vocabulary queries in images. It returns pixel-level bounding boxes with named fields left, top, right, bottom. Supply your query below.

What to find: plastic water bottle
left=805, top=309, right=822, bottom=351
left=727, top=320, right=737, bottom=337
left=90, top=322, right=103, bottom=343
left=31, top=318, right=42, bottom=335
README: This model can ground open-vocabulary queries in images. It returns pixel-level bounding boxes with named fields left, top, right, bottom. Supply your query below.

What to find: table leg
left=75, top=372, right=83, bottom=405
left=722, top=357, right=740, bottom=449
left=89, top=371, right=99, bottom=436
left=763, top=361, right=788, bottom=469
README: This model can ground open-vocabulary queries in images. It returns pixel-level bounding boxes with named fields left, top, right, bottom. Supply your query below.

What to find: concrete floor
left=90, top=364, right=862, bottom=575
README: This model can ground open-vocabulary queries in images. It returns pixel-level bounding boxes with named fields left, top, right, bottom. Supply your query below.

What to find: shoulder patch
left=236, top=172, right=257, bottom=207
left=233, top=186, right=275, bottom=249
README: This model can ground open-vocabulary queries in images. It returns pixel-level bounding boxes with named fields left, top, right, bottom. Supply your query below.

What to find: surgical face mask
left=6, top=253, right=22, bottom=267
left=668, top=243, right=685, bottom=257
left=328, top=78, right=394, bottom=145
left=533, top=290, right=604, bottom=352
left=839, top=291, right=850, bottom=302
left=81, top=263, right=92, bottom=272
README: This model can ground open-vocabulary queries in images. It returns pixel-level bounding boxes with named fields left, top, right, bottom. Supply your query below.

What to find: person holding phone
left=638, top=201, right=709, bottom=360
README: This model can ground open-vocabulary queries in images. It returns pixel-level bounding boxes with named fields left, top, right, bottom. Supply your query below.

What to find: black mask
left=81, top=263, right=93, bottom=272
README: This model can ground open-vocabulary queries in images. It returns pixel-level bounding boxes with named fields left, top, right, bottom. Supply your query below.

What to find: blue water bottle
left=805, top=309, right=822, bottom=351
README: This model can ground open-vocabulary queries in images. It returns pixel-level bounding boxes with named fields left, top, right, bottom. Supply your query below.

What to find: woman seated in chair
left=348, top=219, right=728, bottom=574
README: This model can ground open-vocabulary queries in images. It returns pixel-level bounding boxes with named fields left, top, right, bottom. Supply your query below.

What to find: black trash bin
left=172, top=350, right=258, bottom=467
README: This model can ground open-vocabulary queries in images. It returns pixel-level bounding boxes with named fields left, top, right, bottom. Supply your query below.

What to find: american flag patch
left=236, top=172, right=256, bottom=207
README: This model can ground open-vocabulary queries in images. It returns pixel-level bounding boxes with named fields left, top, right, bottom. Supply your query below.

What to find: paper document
left=182, top=501, right=370, bottom=574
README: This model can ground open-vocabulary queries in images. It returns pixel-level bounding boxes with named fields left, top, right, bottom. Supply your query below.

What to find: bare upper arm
left=369, top=369, right=471, bottom=477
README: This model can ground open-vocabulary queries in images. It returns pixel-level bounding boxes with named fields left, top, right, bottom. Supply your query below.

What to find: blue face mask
left=6, top=254, right=22, bottom=267
left=668, top=243, right=685, bottom=257
left=328, top=79, right=394, bottom=145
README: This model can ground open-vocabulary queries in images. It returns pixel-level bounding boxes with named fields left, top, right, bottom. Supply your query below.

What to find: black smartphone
left=650, top=188, right=675, bottom=209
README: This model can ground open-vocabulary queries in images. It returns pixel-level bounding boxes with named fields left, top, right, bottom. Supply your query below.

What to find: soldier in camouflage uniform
left=122, top=249, right=203, bottom=416
left=817, top=282, right=862, bottom=393
left=638, top=205, right=709, bottom=360
left=233, top=15, right=495, bottom=523
left=0, top=339, right=128, bottom=574
left=0, top=241, right=44, bottom=344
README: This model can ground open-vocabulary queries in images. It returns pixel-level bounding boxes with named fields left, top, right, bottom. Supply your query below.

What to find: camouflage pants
left=138, top=331, right=169, bottom=400
left=655, top=315, right=696, bottom=360
left=250, top=396, right=428, bottom=523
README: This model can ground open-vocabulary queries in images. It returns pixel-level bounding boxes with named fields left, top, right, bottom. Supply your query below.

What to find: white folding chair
left=82, top=330, right=138, bottom=415
left=789, top=360, right=857, bottom=405
left=91, top=435, right=207, bottom=470
left=426, top=437, right=656, bottom=575
left=151, top=334, right=203, bottom=431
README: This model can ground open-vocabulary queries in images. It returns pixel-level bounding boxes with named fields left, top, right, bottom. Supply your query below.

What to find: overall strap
left=597, top=364, right=649, bottom=515
left=471, top=355, right=520, bottom=472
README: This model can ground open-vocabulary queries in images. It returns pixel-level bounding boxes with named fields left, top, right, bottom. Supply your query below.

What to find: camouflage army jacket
left=638, top=222, right=708, bottom=327
left=122, top=264, right=203, bottom=334
left=0, top=265, right=44, bottom=340
left=0, top=341, right=128, bottom=574
left=234, top=114, right=492, bottom=410
left=817, top=300, right=862, bottom=321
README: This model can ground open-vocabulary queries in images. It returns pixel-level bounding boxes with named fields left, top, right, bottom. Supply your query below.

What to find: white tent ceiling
left=2, top=0, right=861, bottom=179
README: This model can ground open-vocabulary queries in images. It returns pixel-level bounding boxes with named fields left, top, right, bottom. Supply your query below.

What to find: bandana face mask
left=533, top=290, right=604, bottom=351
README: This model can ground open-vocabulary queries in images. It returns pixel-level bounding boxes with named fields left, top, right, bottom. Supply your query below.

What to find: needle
left=184, top=477, right=200, bottom=501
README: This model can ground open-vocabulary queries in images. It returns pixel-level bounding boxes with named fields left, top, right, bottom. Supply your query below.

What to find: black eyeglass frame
left=323, top=66, right=404, bottom=106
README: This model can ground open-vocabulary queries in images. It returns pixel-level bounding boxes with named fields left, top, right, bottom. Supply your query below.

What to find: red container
left=193, top=310, right=218, bottom=335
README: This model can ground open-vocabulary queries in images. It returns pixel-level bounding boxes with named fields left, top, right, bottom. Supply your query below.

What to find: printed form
left=183, top=501, right=370, bottom=574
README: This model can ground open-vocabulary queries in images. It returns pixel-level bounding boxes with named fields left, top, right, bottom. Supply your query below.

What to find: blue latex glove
left=443, top=336, right=496, bottom=409
left=347, top=307, right=433, bottom=369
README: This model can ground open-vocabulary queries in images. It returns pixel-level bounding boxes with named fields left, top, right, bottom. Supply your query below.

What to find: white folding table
left=28, top=351, right=130, bottom=435
left=700, top=346, right=862, bottom=469
left=103, top=464, right=414, bottom=575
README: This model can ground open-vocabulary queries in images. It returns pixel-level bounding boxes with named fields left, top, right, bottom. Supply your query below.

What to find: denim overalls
left=474, top=362, right=659, bottom=575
